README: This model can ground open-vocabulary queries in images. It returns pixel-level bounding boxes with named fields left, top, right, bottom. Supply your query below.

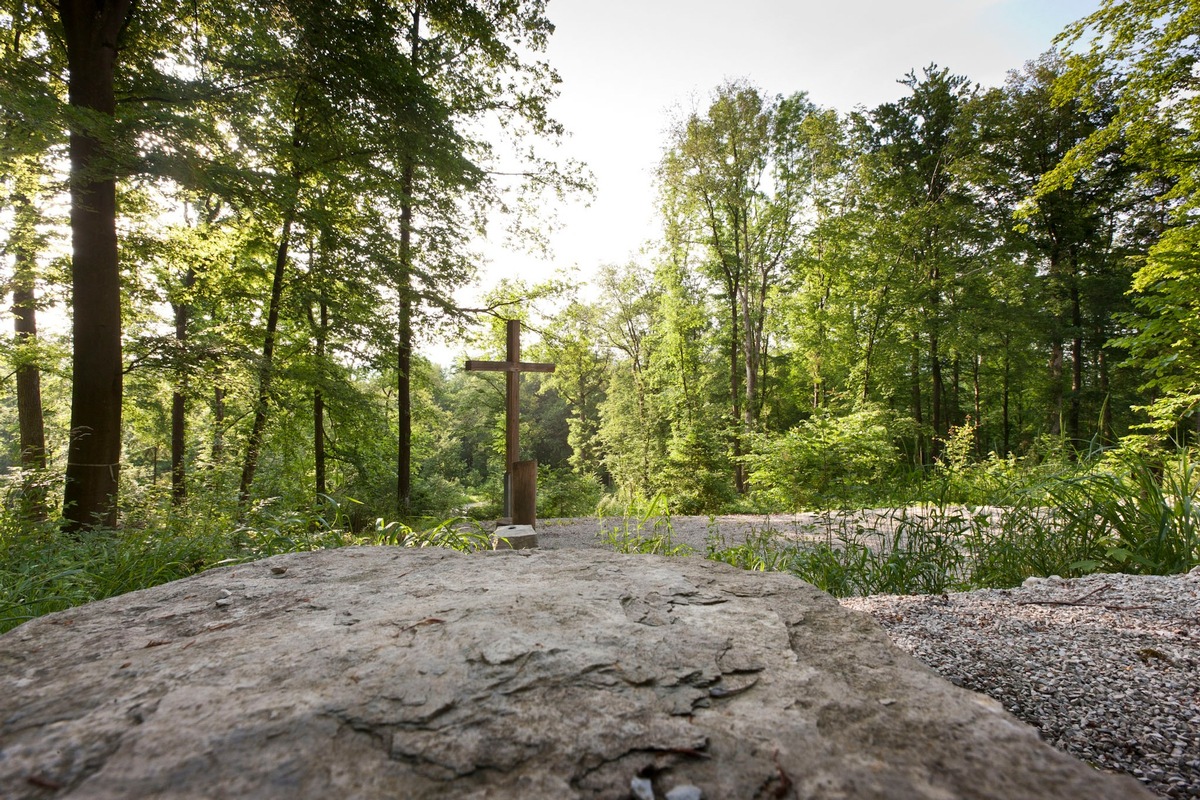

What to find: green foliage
left=1046, top=1, right=1200, bottom=440
left=746, top=406, right=902, bottom=510
left=707, top=446, right=1200, bottom=596
left=597, top=493, right=693, bottom=556
left=537, top=464, right=603, bottom=519
left=970, top=447, right=1200, bottom=585
left=0, top=494, right=493, bottom=634
left=705, top=526, right=793, bottom=572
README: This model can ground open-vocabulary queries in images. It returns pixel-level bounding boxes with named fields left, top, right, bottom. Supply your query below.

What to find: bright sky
left=464, top=0, right=1102, bottom=316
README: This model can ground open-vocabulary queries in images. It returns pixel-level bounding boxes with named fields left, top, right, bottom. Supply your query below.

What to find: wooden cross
left=465, top=319, right=555, bottom=519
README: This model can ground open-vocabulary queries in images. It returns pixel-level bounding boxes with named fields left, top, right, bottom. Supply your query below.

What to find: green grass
left=0, top=496, right=492, bottom=634
left=4, top=448, right=1198, bottom=632
left=705, top=447, right=1200, bottom=597
left=596, top=492, right=694, bottom=556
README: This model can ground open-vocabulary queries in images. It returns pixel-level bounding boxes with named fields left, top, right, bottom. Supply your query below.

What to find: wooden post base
left=511, top=459, right=537, bottom=527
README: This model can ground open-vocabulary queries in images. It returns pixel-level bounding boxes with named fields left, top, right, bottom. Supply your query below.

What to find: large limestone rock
left=0, top=548, right=1149, bottom=799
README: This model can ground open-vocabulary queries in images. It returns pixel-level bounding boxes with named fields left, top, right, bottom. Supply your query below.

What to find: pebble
left=665, top=786, right=702, bottom=800
left=630, top=776, right=655, bottom=800
left=843, top=572, right=1200, bottom=799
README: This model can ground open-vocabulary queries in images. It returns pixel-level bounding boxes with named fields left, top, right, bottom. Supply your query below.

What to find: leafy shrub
left=969, top=446, right=1200, bottom=585
left=538, top=465, right=604, bottom=518
left=746, top=405, right=901, bottom=510
left=656, top=427, right=736, bottom=515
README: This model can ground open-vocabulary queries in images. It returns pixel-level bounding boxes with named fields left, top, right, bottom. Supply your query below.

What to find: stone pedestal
left=492, top=523, right=538, bottom=550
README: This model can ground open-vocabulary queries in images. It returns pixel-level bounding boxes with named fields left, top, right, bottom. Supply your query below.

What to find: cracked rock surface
left=0, top=547, right=1150, bottom=799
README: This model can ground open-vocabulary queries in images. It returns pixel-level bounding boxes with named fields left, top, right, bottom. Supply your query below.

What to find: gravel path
left=843, top=572, right=1200, bottom=799
left=533, top=515, right=1200, bottom=799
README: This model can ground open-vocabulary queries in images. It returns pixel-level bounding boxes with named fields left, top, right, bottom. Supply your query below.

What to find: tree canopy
left=1, top=0, right=1197, bottom=529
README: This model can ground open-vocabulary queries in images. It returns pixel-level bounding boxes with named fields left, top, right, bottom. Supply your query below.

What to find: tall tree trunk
left=728, top=291, right=745, bottom=493
left=11, top=198, right=48, bottom=519
left=973, top=354, right=982, bottom=458
left=1048, top=342, right=1064, bottom=436
left=930, top=330, right=942, bottom=461
left=396, top=3, right=420, bottom=515
left=396, top=167, right=414, bottom=514
left=1002, top=337, right=1011, bottom=457
left=314, top=296, right=328, bottom=499
left=60, top=0, right=134, bottom=530
left=741, top=296, right=758, bottom=435
left=911, top=333, right=925, bottom=466
left=928, top=261, right=943, bottom=462
left=1098, top=337, right=1113, bottom=445
left=211, top=386, right=225, bottom=465
left=238, top=210, right=295, bottom=505
left=1070, top=280, right=1083, bottom=445
left=170, top=267, right=194, bottom=505
left=951, top=354, right=960, bottom=431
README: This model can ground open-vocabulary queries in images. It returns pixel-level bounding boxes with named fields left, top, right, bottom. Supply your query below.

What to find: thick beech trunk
left=396, top=5, right=420, bottom=514
left=60, top=0, right=134, bottom=530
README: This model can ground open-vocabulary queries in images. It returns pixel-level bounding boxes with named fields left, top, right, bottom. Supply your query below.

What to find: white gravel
left=841, top=570, right=1200, bottom=799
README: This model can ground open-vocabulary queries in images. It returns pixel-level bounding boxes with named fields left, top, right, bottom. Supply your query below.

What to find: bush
left=537, top=465, right=604, bottom=518
left=746, top=405, right=901, bottom=510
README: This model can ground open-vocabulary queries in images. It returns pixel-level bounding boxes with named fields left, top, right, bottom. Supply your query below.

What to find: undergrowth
left=4, top=447, right=1197, bottom=631
left=0, top=495, right=490, bottom=634
left=705, top=447, right=1200, bottom=596
left=596, top=492, right=693, bottom=556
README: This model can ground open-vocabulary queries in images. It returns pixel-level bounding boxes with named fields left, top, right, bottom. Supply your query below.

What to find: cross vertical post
left=505, top=319, right=520, bottom=475
left=465, top=319, right=555, bottom=523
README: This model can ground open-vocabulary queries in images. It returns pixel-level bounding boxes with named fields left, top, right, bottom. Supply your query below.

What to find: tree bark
left=928, top=263, right=943, bottom=462
left=59, top=0, right=134, bottom=530
left=1070, top=279, right=1083, bottom=445
left=396, top=163, right=414, bottom=514
left=396, top=3, right=420, bottom=515
left=973, top=354, right=982, bottom=458
left=211, top=386, right=225, bottom=465
left=11, top=207, right=48, bottom=519
left=170, top=267, right=194, bottom=505
left=238, top=210, right=295, bottom=505
left=1002, top=337, right=1011, bottom=457
left=728, top=290, right=745, bottom=493
left=314, top=296, right=328, bottom=499
left=911, top=333, right=925, bottom=466
left=1048, top=341, right=1064, bottom=436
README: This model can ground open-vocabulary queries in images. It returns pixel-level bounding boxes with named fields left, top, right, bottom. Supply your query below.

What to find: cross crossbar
left=464, top=360, right=555, bottom=373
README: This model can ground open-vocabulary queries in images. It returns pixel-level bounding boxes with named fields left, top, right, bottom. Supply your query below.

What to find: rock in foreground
left=0, top=548, right=1149, bottom=799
